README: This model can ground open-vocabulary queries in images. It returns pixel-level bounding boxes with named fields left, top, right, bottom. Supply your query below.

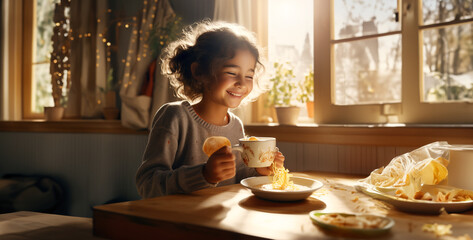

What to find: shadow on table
left=238, top=195, right=326, bottom=214
left=0, top=222, right=105, bottom=240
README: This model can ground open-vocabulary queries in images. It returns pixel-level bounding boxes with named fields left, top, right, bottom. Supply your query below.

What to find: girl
left=136, top=20, right=285, bottom=198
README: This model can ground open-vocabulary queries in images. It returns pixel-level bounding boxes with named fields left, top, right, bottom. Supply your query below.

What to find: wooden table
left=93, top=172, right=473, bottom=240
left=0, top=211, right=104, bottom=240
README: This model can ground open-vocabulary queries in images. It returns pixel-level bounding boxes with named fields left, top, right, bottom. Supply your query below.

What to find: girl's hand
left=203, top=146, right=236, bottom=184
left=255, top=149, right=285, bottom=176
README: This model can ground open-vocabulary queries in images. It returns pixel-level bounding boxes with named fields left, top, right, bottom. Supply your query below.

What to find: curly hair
left=161, top=20, right=266, bottom=104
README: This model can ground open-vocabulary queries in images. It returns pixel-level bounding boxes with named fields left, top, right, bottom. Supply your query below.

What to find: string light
left=66, top=1, right=181, bottom=96
left=50, top=0, right=71, bottom=108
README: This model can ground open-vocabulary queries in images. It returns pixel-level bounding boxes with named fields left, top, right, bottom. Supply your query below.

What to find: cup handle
left=232, top=145, right=243, bottom=152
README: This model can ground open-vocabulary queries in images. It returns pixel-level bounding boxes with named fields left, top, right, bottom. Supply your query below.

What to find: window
left=32, top=0, right=58, bottom=113
left=268, top=0, right=313, bottom=84
left=332, top=0, right=401, bottom=105
left=312, top=0, right=473, bottom=124
left=1, top=0, right=56, bottom=119
left=23, top=0, right=59, bottom=119
left=262, top=0, right=314, bottom=122
left=6, top=0, right=473, bottom=124
left=421, top=0, right=473, bottom=103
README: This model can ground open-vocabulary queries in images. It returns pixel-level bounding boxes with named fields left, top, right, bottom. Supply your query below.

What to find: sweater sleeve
left=135, top=106, right=213, bottom=198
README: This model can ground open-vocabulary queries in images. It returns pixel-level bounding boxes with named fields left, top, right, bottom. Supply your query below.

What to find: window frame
left=1, top=0, right=472, bottom=144
left=22, top=0, right=41, bottom=119
left=3, top=0, right=41, bottom=120
left=10, top=0, right=473, bottom=124
left=311, top=0, right=473, bottom=125
left=2, top=0, right=25, bottom=120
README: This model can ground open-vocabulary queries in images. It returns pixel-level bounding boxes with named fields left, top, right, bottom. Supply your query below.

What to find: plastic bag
left=360, top=142, right=451, bottom=198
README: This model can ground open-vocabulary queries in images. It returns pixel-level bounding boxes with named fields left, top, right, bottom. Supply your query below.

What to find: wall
left=279, top=142, right=415, bottom=175
left=0, top=131, right=416, bottom=217
left=0, top=132, right=147, bottom=217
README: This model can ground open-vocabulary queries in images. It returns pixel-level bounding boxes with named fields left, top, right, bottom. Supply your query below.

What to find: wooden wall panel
left=0, top=132, right=146, bottom=217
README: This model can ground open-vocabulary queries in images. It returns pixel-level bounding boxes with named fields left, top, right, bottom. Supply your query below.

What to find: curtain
left=0, top=0, right=23, bottom=120
left=213, top=0, right=268, bottom=124
left=119, top=0, right=176, bottom=129
left=213, top=0, right=253, bottom=29
left=67, top=0, right=108, bottom=119
left=0, top=1, right=3, bottom=120
left=213, top=0, right=268, bottom=55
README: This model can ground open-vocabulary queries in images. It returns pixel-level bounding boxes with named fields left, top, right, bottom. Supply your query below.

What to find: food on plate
left=246, top=136, right=259, bottom=141
left=258, top=183, right=310, bottom=191
left=242, top=176, right=323, bottom=201
left=202, top=136, right=231, bottom=157
left=395, top=188, right=473, bottom=202
left=271, top=165, right=293, bottom=190
left=256, top=165, right=309, bottom=191
left=361, top=156, right=449, bottom=199
left=422, top=223, right=452, bottom=236
left=415, top=157, right=448, bottom=185
left=314, top=213, right=391, bottom=229
left=363, top=156, right=448, bottom=188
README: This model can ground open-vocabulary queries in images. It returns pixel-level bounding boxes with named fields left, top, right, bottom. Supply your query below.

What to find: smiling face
left=204, top=49, right=256, bottom=109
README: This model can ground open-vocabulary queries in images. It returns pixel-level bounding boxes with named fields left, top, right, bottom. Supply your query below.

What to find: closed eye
left=225, top=72, right=237, bottom=76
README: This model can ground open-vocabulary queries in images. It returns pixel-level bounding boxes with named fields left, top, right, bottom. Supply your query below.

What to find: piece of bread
left=202, top=136, right=231, bottom=157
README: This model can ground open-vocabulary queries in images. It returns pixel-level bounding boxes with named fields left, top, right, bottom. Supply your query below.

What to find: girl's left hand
left=255, top=149, right=285, bottom=176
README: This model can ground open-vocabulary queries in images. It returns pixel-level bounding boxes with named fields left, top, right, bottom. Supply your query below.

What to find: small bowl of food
left=309, top=211, right=395, bottom=237
left=240, top=176, right=323, bottom=201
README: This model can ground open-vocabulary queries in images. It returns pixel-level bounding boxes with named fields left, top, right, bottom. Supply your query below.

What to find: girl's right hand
left=202, top=146, right=236, bottom=184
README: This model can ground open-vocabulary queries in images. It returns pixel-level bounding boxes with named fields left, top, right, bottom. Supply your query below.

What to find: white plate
left=240, top=176, right=323, bottom=201
left=356, top=183, right=473, bottom=214
left=309, top=211, right=395, bottom=237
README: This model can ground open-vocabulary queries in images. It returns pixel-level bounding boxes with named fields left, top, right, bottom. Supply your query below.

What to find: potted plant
left=298, top=69, right=314, bottom=118
left=99, top=68, right=120, bottom=120
left=44, top=69, right=67, bottom=121
left=44, top=0, right=70, bottom=121
left=267, top=62, right=303, bottom=125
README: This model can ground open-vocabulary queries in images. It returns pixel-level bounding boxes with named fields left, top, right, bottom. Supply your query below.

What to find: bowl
left=309, top=211, right=395, bottom=237
left=240, top=176, right=323, bottom=201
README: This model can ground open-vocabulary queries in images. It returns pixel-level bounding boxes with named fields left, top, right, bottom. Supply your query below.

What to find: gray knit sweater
left=136, top=101, right=258, bottom=198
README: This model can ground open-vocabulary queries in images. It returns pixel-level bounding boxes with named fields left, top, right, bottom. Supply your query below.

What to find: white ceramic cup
left=233, top=137, right=277, bottom=168
left=446, top=146, right=473, bottom=190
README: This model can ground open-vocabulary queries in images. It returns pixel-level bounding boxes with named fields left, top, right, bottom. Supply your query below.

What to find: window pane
left=334, top=35, right=402, bottom=105
left=423, top=23, right=473, bottom=102
left=32, top=63, right=53, bottom=112
left=31, top=0, right=57, bottom=113
left=333, top=0, right=399, bottom=40
left=268, top=0, right=313, bottom=78
left=267, top=0, right=314, bottom=119
left=422, top=0, right=473, bottom=26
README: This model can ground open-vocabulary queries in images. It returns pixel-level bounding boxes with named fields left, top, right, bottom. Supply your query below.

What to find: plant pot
left=306, top=101, right=314, bottom=118
left=105, top=91, right=117, bottom=108
left=103, top=107, right=120, bottom=120
left=274, top=106, right=300, bottom=125
left=44, top=106, right=64, bottom=121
